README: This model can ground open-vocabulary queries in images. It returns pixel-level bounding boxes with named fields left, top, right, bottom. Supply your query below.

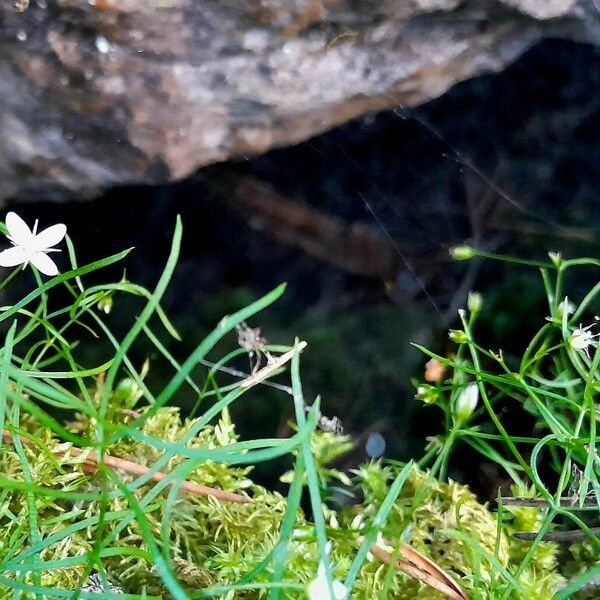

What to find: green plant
left=415, top=247, right=600, bottom=598
left=0, top=212, right=413, bottom=599
left=0, top=212, right=596, bottom=600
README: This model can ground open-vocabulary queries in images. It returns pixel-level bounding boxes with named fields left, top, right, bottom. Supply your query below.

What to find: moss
left=0, top=406, right=568, bottom=598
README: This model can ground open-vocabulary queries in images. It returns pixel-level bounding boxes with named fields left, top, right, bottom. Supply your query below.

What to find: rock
left=1, top=0, right=598, bottom=200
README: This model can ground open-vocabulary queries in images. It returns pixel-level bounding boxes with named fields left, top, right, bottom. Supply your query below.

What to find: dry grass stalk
left=2, top=429, right=252, bottom=504
left=361, top=536, right=470, bottom=600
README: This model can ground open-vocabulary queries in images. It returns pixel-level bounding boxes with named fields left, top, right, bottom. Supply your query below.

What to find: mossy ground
left=0, top=404, right=575, bottom=599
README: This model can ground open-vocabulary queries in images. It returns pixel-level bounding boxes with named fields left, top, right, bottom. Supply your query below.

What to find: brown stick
left=514, top=528, right=600, bottom=542
left=360, top=537, right=469, bottom=600
left=240, top=341, right=307, bottom=389
left=204, top=171, right=407, bottom=280
left=400, top=544, right=466, bottom=598
left=82, top=450, right=252, bottom=504
left=499, top=496, right=598, bottom=508
left=2, top=430, right=251, bottom=504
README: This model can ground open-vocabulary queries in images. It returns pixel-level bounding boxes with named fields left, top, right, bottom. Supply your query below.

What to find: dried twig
left=240, top=341, right=308, bottom=389
left=513, top=528, right=600, bottom=542
left=2, top=430, right=251, bottom=504
left=233, top=334, right=344, bottom=433
left=500, top=496, right=600, bottom=541
left=81, top=449, right=252, bottom=504
left=200, top=357, right=295, bottom=394
left=361, top=536, right=469, bottom=600
left=499, top=496, right=598, bottom=508
left=204, top=171, right=406, bottom=279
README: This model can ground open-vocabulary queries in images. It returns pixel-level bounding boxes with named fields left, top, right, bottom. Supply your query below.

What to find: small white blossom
left=454, top=382, right=479, bottom=423
left=569, top=324, right=599, bottom=358
left=0, top=212, right=66, bottom=276
left=307, top=561, right=347, bottom=600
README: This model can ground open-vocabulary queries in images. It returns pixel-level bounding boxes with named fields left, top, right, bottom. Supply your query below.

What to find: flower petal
left=32, top=223, right=67, bottom=251
left=332, top=580, right=348, bottom=599
left=29, top=251, right=59, bottom=276
left=0, top=246, right=28, bottom=268
left=5, top=212, right=34, bottom=246
left=308, top=562, right=348, bottom=600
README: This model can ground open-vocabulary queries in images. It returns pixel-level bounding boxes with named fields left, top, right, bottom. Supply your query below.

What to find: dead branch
left=2, top=430, right=251, bottom=504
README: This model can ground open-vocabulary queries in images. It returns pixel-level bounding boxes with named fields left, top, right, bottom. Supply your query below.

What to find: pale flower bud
left=454, top=382, right=479, bottom=423
left=548, top=251, right=562, bottom=268
left=350, top=514, right=364, bottom=530
left=96, top=295, right=113, bottom=314
left=307, top=561, right=347, bottom=600
left=415, top=385, right=439, bottom=405
left=449, top=329, right=469, bottom=344
left=424, top=359, right=446, bottom=383
left=557, top=299, right=575, bottom=320
left=449, top=245, right=475, bottom=261
left=467, top=291, right=483, bottom=314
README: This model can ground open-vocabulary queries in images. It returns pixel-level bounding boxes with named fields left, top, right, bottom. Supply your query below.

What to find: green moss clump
left=0, top=405, right=569, bottom=599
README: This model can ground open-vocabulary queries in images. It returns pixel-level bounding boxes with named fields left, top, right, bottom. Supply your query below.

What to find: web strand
left=360, top=192, right=444, bottom=320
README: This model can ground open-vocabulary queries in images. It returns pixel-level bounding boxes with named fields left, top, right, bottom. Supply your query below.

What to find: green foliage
left=1, top=217, right=599, bottom=599
left=416, top=247, right=600, bottom=598
left=0, top=407, right=542, bottom=599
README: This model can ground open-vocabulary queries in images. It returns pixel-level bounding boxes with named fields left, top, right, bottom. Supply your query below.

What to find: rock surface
left=1, top=0, right=599, bottom=200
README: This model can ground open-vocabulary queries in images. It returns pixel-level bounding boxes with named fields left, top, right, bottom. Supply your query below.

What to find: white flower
left=569, top=324, right=599, bottom=358
left=454, top=382, right=479, bottom=423
left=0, top=212, right=66, bottom=276
left=307, top=561, right=347, bottom=600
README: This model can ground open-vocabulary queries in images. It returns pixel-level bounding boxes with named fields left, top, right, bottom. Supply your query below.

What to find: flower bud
left=424, top=359, right=446, bottom=383
left=96, top=295, right=113, bottom=314
left=449, top=245, right=475, bottom=261
left=467, top=291, right=483, bottom=314
left=454, top=382, right=479, bottom=423
left=415, top=385, right=439, bottom=404
left=556, top=299, right=575, bottom=320
left=449, top=329, right=469, bottom=344
left=350, top=514, right=364, bottom=530
left=548, top=251, right=562, bottom=268
left=114, top=377, right=141, bottom=408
